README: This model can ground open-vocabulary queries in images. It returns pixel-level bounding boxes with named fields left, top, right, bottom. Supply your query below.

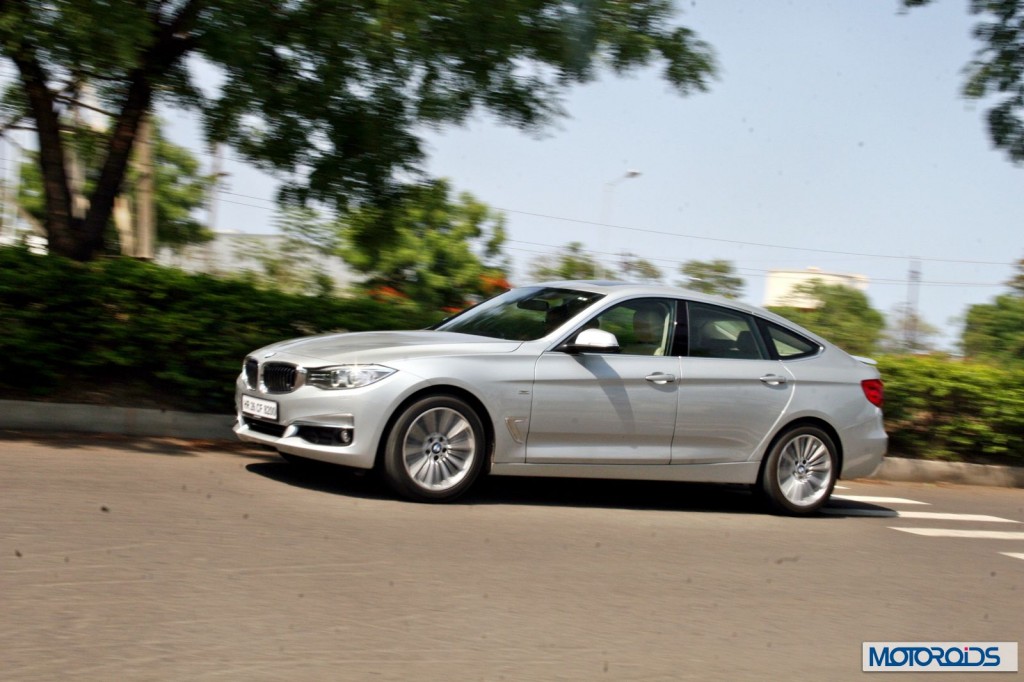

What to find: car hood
left=253, top=330, right=524, bottom=364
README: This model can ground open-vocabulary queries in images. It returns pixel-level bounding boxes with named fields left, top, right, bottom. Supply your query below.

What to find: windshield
left=436, top=287, right=606, bottom=340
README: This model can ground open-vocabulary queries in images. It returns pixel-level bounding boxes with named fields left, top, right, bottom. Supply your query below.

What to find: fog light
left=296, top=426, right=354, bottom=447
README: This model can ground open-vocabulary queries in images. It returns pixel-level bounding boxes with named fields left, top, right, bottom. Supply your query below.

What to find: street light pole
left=599, top=169, right=641, bottom=275
left=600, top=169, right=641, bottom=225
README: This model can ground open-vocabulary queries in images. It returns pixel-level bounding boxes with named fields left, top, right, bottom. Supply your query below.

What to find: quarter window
left=764, top=322, right=821, bottom=360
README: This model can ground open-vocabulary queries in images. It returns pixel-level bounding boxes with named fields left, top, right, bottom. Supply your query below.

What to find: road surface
left=3, top=432, right=1022, bottom=680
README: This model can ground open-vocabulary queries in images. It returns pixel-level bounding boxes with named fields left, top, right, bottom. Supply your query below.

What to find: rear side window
left=764, top=322, right=821, bottom=360
left=687, top=302, right=769, bottom=360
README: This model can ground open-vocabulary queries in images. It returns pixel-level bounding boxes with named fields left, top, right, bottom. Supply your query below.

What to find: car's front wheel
left=382, top=395, right=486, bottom=502
left=760, top=425, right=837, bottom=515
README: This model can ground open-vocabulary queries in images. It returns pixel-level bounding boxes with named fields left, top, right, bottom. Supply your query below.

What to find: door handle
left=760, top=374, right=788, bottom=386
left=645, top=373, right=676, bottom=385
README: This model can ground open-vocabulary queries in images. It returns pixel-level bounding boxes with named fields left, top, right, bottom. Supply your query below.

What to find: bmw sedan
left=234, top=281, right=886, bottom=515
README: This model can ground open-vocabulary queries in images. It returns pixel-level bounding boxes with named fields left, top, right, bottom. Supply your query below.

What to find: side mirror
left=558, top=328, right=620, bottom=354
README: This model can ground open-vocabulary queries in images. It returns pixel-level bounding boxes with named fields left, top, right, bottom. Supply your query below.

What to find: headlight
left=306, top=364, right=396, bottom=390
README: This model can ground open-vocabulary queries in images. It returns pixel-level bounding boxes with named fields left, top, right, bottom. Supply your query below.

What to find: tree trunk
left=80, top=71, right=153, bottom=260
left=5, top=0, right=200, bottom=261
left=60, top=0, right=200, bottom=261
left=9, top=49, right=79, bottom=258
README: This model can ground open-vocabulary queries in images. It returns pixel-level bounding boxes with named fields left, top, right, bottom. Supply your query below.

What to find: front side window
left=687, top=302, right=769, bottom=360
left=582, top=298, right=677, bottom=356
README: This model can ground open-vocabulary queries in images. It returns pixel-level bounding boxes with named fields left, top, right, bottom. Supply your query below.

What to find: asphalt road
left=3, top=432, right=1022, bottom=681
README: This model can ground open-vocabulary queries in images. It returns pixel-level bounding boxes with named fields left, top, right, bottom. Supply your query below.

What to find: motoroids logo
left=863, top=642, right=1018, bottom=672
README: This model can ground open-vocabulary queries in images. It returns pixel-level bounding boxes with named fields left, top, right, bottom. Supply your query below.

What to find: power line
left=209, top=189, right=1011, bottom=287
left=218, top=189, right=277, bottom=204
left=501, top=241, right=1005, bottom=288
left=494, top=207, right=1015, bottom=267
left=4, top=127, right=1017, bottom=273
left=206, top=186, right=1016, bottom=268
left=215, top=196, right=278, bottom=211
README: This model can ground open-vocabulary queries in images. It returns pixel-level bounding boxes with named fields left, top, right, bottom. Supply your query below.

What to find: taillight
left=861, top=379, right=884, bottom=408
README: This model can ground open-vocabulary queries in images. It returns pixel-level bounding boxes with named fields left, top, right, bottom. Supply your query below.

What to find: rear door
left=672, top=302, right=794, bottom=463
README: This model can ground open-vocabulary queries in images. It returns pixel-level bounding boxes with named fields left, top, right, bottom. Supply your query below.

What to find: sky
left=156, top=0, right=1021, bottom=349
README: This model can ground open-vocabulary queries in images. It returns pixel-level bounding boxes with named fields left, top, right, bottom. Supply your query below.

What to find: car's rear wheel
left=383, top=395, right=486, bottom=502
left=760, top=425, right=837, bottom=515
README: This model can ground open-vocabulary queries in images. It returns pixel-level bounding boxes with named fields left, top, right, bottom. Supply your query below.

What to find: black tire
left=759, top=425, right=838, bottom=516
left=382, top=395, right=486, bottom=502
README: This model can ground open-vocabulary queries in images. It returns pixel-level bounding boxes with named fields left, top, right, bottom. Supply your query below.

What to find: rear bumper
left=839, top=417, right=888, bottom=480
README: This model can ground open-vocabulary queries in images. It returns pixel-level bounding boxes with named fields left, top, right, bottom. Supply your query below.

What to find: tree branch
left=81, top=0, right=203, bottom=251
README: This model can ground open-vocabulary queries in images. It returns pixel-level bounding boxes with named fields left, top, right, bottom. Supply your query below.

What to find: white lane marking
left=824, top=509, right=1019, bottom=522
left=834, top=485, right=850, bottom=490
left=831, top=495, right=930, bottom=505
left=1001, top=553, right=1024, bottom=561
left=899, top=512, right=1020, bottom=523
left=890, top=528, right=1024, bottom=540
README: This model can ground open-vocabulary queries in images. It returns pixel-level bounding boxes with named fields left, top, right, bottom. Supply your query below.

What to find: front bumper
left=233, top=368, right=423, bottom=469
left=234, top=413, right=378, bottom=468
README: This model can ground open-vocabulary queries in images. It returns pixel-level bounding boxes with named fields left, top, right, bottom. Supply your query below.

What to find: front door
left=526, top=298, right=680, bottom=464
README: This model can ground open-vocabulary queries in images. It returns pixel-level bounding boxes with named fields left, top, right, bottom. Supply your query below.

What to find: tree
left=619, top=253, right=663, bottom=283
left=149, top=128, right=214, bottom=248
left=961, top=258, right=1024, bottom=362
left=339, top=179, right=510, bottom=310
left=962, top=295, right=1024, bottom=361
left=18, top=118, right=213, bottom=249
left=529, top=241, right=615, bottom=281
left=677, top=259, right=744, bottom=298
left=767, top=280, right=886, bottom=356
left=0, top=1, right=715, bottom=261
left=905, top=0, right=1024, bottom=164
left=879, top=304, right=941, bottom=354
left=1009, top=257, right=1024, bottom=295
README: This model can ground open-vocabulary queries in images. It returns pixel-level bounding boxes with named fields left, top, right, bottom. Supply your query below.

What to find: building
left=763, top=267, right=869, bottom=309
left=156, top=232, right=360, bottom=292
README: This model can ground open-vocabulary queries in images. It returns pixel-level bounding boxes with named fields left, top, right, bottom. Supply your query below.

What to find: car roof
left=528, top=279, right=759, bottom=313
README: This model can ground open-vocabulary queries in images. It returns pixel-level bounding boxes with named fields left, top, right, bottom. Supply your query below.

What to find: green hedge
left=3, top=246, right=1022, bottom=466
left=878, top=355, right=1024, bottom=465
left=0, top=246, right=438, bottom=413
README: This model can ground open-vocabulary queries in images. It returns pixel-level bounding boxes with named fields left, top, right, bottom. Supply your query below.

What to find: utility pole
left=904, top=259, right=921, bottom=352
left=67, top=85, right=89, bottom=220
left=207, top=142, right=223, bottom=232
left=0, top=135, right=11, bottom=238
left=133, top=114, right=155, bottom=259
left=203, top=142, right=227, bottom=272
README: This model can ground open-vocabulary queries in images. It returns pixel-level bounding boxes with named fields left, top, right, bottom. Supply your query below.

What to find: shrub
left=0, top=246, right=438, bottom=413
left=878, top=354, right=1024, bottom=464
left=3, top=245, right=1021, bottom=467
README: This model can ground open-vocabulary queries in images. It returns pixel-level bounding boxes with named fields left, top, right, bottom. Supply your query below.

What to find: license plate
left=242, top=395, right=279, bottom=421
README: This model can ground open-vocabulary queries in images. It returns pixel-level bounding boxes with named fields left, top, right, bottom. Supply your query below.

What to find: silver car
left=234, top=281, right=886, bottom=515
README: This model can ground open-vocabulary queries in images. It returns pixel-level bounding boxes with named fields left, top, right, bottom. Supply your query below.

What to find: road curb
left=0, top=399, right=235, bottom=441
left=1, top=399, right=1022, bottom=488
left=867, top=456, right=1024, bottom=489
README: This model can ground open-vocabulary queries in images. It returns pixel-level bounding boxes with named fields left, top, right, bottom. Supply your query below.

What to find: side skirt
left=489, top=461, right=761, bottom=485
